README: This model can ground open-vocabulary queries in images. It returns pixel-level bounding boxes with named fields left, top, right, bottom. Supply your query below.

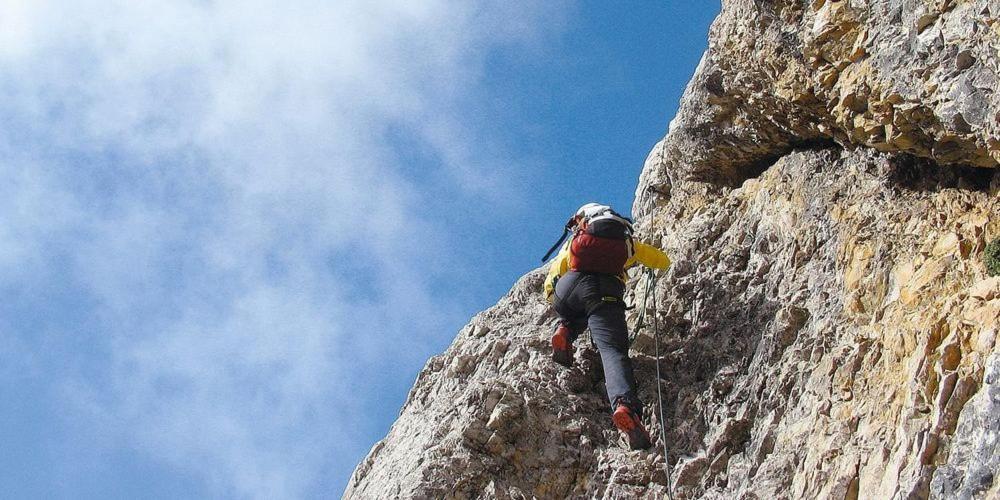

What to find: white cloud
left=0, top=0, right=568, bottom=496
left=0, top=0, right=40, bottom=60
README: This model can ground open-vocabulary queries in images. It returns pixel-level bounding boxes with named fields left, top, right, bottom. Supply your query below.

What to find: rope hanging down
left=631, top=268, right=674, bottom=500
left=629, top=267, right=657, bottom=344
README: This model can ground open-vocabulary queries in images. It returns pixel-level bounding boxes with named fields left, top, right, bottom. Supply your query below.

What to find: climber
left=542, top=203, right=671, bottom=450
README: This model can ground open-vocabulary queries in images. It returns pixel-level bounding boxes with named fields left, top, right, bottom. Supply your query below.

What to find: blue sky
left=0, top=1, right=717, bottom=497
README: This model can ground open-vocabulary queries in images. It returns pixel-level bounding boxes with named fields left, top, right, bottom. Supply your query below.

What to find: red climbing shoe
left=612, top=404, right=651, bottom=450
left=551, top=325, right=574, bottom=368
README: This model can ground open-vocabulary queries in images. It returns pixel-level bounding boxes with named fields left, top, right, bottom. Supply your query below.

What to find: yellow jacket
left=543, top=239, right=670, bottom=302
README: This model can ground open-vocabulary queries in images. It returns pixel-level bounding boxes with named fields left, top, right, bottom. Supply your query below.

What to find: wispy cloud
left=0, top=0, right=567, bottom=496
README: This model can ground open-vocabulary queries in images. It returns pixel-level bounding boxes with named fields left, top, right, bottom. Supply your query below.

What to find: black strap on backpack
left=541, top=216, right=578, bottom=262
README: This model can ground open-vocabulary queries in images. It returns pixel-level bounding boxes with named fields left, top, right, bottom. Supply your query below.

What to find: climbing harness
left=631, top=268, right=674, bottom=500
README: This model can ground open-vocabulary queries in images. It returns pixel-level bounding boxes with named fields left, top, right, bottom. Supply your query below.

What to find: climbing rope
left=628, top=267, right=657, bottom=344
left=650, top=270, right=675, bottom=500
left=631, top=268, right=674, bottom=500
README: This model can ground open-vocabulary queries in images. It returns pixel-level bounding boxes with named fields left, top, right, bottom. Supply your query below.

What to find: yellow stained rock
left=910, top=257, right=947, bottom=291
left=931, top=232, right=961, bottom=257
left=974, top=325, right=997, bottom=352
left=968, top=277, right=999, bottom=301
left=966, top=301, right=999, bottom=330
left=845, top=243, right=874, bottom=291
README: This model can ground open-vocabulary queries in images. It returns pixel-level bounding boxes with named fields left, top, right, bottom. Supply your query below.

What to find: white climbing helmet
left=575, top=202, right=633, bottom=230
left=575, top=202, right=611, bottom=219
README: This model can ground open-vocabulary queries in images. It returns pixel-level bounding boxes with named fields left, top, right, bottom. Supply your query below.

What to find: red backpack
left=569, top=207, right=635, bottom=274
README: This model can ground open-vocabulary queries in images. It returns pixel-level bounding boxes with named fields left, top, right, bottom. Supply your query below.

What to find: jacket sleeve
left=543, top=241, right=572, bottom=302
left=629, top=241, right=671, bottom=270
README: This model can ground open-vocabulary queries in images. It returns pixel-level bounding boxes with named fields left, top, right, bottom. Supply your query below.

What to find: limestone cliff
left=346, top=1, right=999, bottom=498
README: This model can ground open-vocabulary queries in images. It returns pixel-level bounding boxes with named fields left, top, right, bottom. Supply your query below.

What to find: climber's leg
left=551, top=320, right=585, bottom=367
left=587, top=303, right=641, bottom=415
left=589, top=303, right=651, bottom=449
left=551, top=272, right=589, bottom=367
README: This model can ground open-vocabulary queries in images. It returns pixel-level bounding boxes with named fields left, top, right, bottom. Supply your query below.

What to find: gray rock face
left=347, top=1, right=999, bottom=499
left=931, top=353, right=1000, bottom=500
left=344, top=271, right=676, bottom=499
left=637, top=0, right=998, bottom=193
left=637, top=148, right=996, bottom=500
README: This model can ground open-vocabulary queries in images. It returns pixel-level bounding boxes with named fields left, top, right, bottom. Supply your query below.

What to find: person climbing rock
left=542, top=203, right=671, bottom=450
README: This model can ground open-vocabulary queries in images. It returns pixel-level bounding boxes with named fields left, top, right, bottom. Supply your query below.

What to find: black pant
left=553, top=271, right=641, bottom=417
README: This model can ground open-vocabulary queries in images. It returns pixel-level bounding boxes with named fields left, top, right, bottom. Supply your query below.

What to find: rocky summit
left=346, top=1, right=999, bottom=499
